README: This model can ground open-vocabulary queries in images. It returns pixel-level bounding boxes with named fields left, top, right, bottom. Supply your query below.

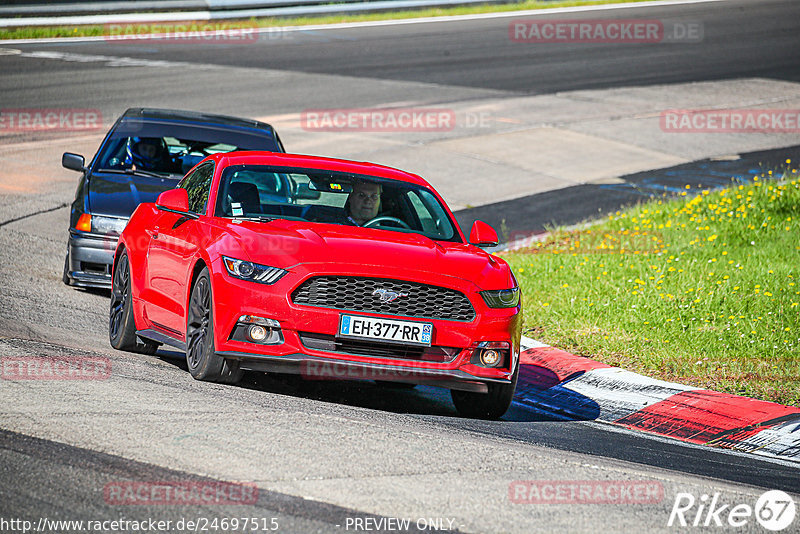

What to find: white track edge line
left=0, top=0, right=727, bottom=45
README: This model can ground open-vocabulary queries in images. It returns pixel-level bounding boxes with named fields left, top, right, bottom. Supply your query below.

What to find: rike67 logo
left=669, top=490, right=796, bottom=531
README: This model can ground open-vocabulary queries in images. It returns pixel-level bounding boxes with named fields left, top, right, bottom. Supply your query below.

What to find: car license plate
left=338, top=314, right=432, bottom=347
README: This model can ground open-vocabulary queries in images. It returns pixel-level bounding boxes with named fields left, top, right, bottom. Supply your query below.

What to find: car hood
left=87, top=171, right=180, bottom=218
left=219, top=220, right=510, bottom=287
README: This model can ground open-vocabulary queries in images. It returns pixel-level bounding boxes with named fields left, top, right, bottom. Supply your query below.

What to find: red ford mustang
left=110, top=152, right=522, bottom=418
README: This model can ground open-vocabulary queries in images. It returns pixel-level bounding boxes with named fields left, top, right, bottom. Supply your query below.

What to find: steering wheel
left=364, top=216, right=411, bottom=229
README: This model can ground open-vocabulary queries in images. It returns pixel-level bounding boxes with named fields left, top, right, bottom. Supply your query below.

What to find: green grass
left=502, top=166, right=800, bottom=406
left=0, top=0, right=654, bottom=40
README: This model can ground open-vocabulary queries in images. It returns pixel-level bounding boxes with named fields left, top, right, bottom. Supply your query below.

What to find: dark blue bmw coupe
left=62, top=108, right=285, bottom=289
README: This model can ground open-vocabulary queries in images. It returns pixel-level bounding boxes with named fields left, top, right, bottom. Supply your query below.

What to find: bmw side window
left=181, top=163, right=214, bottom=215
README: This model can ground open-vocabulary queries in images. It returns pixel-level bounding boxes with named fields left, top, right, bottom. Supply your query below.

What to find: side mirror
left=156, top=189, right=190, bottom=213
left=469, top=220, right=499, bottom=247
left=296, top=183, right=321, bottom=200
left=62, top=152, right=86, bottom=172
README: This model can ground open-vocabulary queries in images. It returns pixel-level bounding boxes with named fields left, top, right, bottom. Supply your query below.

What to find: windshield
left=214, top=165, right=461, bottom=242
left=94, top=121, right=280, bottom=177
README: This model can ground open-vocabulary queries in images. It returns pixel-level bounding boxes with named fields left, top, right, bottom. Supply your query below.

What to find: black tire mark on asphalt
left=0, top=202, right=68, bottom=228
left=0, top=428, right=446, bottom=533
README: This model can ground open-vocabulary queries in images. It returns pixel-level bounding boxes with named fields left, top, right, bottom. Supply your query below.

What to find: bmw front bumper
left=65, top=229, right=117, bottom=289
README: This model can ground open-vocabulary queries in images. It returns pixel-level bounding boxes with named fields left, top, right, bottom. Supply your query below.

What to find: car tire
left=185, top=267, right=243, bottom=385
left=109, top=251, right=138, bottom=351
left=62, top=254, right=71, bottom=286
left=109, top=251, right=160, bottom=355
left=450, top=361, right=519, bottom=420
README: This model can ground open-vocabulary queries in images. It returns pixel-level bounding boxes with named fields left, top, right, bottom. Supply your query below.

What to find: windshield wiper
left=230, top=216, right=279, bottom=223
left=98, top=168, right=177, bottom=179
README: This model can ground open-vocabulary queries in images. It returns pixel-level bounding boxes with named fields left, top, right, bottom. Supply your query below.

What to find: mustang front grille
left=291, top=276, right=476, bottom=322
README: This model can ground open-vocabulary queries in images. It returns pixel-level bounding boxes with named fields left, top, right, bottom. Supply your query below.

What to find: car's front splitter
left=217, top=350, right=516, bottom=393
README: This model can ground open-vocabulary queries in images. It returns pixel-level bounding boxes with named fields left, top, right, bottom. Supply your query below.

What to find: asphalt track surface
left=4, top=0, right=800, bottom=96
left=1, top=0, right=800, bottom=532
left=1, top=0, right=799, bottom=112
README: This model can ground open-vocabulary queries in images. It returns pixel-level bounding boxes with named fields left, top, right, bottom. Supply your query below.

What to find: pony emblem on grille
left=372, top=288, right=409, bottom=303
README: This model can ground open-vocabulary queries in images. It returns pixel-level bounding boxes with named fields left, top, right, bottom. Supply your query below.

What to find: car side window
left=180, top=163, right=214, bottom=215
left=403, top=189, right=456, bottom=240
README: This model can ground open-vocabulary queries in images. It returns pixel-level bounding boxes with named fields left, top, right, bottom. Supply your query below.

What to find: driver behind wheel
left=126, top=137, right=169, bottom=172
left=346, top=182, right=382, bottom=225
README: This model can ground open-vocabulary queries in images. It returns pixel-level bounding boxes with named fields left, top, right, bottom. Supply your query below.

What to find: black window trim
left=180, top=161, right=215, bottom=215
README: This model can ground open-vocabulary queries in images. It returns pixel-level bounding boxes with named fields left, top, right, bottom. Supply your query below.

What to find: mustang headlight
left=222, top=256, right=287, bottom=285
left=480, top=287, right=520, bottom=308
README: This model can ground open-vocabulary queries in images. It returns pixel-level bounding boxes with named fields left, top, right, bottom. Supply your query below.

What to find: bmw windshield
left=95, top=121, right=281, bottom=177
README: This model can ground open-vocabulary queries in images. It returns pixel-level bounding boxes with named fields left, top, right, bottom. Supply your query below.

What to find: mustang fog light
left=232, top=315, right=284, bottom=345
left=248, top=325, right=268, bottom=342
left=480, top=349, right=501, bottom=367
left=471, top=341, right=510, bottom=368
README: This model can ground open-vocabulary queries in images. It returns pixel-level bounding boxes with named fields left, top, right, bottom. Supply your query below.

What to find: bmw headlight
left=222, top=256, right=287, bottom=285
left=92, top=216, right=128, bottom=235
left=75, top=214, right=128, bottom=235
left=480, top=287, right=520, bottom=308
